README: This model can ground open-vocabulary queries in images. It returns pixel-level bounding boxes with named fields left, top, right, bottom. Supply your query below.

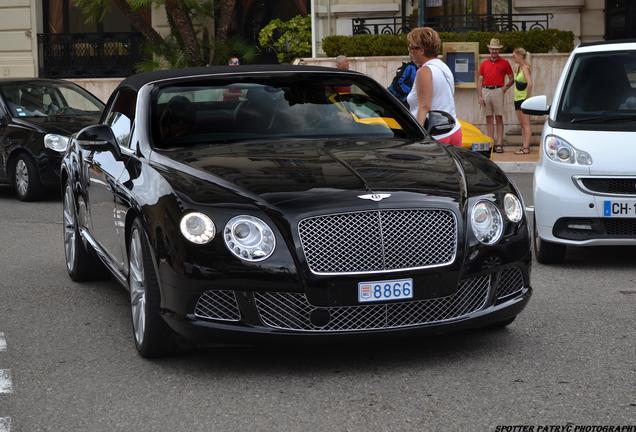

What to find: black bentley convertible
left=0, top=79, right=104, bottom=200
left=61, top=65, right=531, bottom=357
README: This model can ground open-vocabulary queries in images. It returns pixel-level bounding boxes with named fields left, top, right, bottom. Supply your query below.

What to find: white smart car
left=522, top=41, right=636, bottom=264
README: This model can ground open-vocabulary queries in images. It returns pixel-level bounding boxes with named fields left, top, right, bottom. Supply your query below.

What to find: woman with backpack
left=406, top=27, right=462, bottom=146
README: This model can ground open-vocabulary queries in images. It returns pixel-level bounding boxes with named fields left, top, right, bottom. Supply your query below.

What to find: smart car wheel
left=12, top=153, right=44, bottom=201
left=63, top=182, right=107, bottom=281
left=533, top=214, right=566, bottom=264
left=128, top=219, right=176, bottom=358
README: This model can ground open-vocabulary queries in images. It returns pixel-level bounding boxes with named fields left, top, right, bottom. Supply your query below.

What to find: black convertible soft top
left=118, top=64, right=357, bottom=91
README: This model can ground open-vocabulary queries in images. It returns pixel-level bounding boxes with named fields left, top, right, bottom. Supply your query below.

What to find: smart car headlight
left=44, top=134, right=70, bottom=152
left=224, top=215, right=275, bottom=261
left=180, top=212, right=216, bottom=244
left=471, top=200, right=503, bottom=245
left=503, top=193, right=523, bottom=223
left=545, top=135, right=592, bottom=165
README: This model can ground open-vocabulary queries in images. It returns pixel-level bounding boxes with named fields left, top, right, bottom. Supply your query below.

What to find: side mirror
left=76, top=124, right=121, bottom=159
left=425, top=110, right=456, bottom=136
left=521, top=95, right=550, bottom=116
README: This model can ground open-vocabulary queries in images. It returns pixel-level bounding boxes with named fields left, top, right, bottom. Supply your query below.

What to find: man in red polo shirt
left=477, top=38, right=513, bottom=152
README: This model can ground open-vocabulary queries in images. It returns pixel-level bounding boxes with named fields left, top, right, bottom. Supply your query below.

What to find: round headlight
left=180, top=212, right=216, bottom=244
left=503, top=193, right=523, bottom=223
left=471, top=200, right=503, bottom=245
left=44, top=134, right=70, bottom=152
left=224, top=215, right=275, bottom=261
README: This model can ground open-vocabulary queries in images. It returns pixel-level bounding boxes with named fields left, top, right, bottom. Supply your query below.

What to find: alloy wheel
left=15, top=159, right=29, bottom=197
left=63, top=186, right=76, bottom=272
left=129, top=228, right=146, bottom=346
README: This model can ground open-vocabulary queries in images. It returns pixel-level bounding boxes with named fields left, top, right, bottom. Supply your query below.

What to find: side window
left=104, top=88, right=137, bottom=148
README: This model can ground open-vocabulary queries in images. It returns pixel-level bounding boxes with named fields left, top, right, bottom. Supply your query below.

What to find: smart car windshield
left=151, top=76, right=423, bottom=149
left=0, top=81, right=104, bottom=118
left=557, top=50, right=636, bottom=128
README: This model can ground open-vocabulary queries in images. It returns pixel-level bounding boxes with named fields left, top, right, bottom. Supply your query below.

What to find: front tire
left=12, top=153, right=44, bottom=201
left=63, top=183, right=107, bottom=281
left=533, top=215, right=566, bottom=264
left=128, top=219, right=176, bottom=358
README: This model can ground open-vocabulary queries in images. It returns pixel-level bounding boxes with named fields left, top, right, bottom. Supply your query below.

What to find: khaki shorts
left=482, top=87, right=504, bottom=117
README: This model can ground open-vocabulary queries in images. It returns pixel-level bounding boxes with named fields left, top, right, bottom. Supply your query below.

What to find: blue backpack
left=388, top=61, right=417, bottom=106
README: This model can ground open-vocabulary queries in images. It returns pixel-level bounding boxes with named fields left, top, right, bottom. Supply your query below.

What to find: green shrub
left=259, top=15, right=311, bottom=63
left=322, top=29, right=574, bottom=57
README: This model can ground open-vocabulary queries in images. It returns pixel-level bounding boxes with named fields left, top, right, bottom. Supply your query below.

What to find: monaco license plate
left=603, top=200, right=636, bottom=217
left=358, top=278, right=413, bottom=303
left=472, top=143, right=491, bottom=152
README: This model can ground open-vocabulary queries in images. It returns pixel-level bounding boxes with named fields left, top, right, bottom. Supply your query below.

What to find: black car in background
left=0, top=79, right=104, bottom=200
left=61, top=65, right=532, bottom=358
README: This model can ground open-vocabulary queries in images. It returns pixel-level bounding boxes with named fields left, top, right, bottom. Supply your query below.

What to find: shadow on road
left=0, top=184, right=61, bottom=202
left=148, top=325, right=524, bottom=374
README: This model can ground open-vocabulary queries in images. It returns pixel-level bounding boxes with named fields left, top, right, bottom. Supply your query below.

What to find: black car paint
left=62, top=69, right=531, bottom=342
left=0, top=92, right=101, bottom=188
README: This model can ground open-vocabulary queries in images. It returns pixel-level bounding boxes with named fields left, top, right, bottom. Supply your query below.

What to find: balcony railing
left=352, top=13, right=552, bottom=35
left=37, top=32, right=145, bottom=79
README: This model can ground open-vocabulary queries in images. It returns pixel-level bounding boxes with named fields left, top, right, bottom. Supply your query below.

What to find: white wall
left=304, top=53, right=570, bottom=129
left=0, top=0, right=39, bottom=77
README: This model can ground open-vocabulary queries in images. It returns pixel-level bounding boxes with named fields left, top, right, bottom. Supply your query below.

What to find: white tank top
left=407, top=58, right=461, bottom=139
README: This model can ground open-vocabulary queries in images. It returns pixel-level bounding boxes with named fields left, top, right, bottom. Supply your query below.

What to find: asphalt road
left=0, top=174, right=634, bottom=432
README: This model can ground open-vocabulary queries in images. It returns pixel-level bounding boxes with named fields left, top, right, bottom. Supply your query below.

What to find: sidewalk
left=491, top=148, right=539, bottom=174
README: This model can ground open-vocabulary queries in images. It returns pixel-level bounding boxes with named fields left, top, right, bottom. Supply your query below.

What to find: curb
left=495, top=161, right=536, bottom=174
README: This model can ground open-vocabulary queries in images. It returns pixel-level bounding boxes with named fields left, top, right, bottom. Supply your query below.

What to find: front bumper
left=36, top=150, right=63, bottom=188
left=160, top=266, right=531, bottom=342
left=535, top=164, right=636, bottom=246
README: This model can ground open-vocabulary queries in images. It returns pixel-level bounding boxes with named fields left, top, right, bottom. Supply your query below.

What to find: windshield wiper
left=570, top=114, right=636, bottom=124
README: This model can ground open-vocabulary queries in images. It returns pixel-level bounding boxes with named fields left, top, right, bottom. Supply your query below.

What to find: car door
left=0, top=104, right=8, bottom=180
left=86, top=88, right=136, bottom=270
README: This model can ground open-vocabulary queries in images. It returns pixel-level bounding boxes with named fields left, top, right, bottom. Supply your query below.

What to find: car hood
left=152, top=138, right=464, bottom=207
left=13, top=114, right=101, bottom=135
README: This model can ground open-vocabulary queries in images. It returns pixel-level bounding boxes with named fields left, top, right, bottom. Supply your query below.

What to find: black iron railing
left=37, top=32, right=145, bottom=78
left=352, top=13, right=552, bottom=35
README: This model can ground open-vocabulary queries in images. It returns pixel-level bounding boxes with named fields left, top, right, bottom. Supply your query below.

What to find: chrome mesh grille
left=253, top=275, right=490, bottom=332
left=194, top=290, right=241, bottom=321
left=298, top=209, right=457, bottom=274
left=495, top=268, right=524, bottom=299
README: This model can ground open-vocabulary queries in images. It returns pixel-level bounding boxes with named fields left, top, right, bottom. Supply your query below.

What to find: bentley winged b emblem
left=358, top=193, right=391, bottom=202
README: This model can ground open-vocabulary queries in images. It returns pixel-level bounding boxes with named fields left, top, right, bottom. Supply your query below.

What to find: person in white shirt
left=406, top=27, right=462, bottom=146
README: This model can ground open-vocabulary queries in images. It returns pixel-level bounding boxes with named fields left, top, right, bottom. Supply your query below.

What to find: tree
left=75, top=0, right=253, bottom=69
left=258, top=15, right=311, bottom=64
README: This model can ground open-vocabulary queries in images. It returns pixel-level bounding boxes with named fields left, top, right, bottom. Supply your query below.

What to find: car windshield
left=557, top=50, right=636, bottom=127
left=151, top=76, right=423, bottom=149
left=0, top=81, right=104, bottom=118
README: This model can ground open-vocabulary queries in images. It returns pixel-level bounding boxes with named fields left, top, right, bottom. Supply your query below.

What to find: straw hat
left=487, top=38, right=504, bottom=49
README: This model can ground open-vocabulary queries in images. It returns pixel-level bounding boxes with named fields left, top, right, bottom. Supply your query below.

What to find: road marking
left=0, top=417, right=10, bottom=432
left=0, top=370, right=12, bottom=394
left=0, top=333, right=6, bottom=351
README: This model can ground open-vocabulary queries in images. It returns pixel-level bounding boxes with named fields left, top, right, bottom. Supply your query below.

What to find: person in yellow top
left=512, top=47, right=533, bottom=154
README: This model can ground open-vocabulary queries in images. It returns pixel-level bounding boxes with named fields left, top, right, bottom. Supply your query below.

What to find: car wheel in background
left=11, top=153, right=44, bottom=201
left=533, top=214, right=566, bottom=264
left=63, top=183, right=108, bottom=281
left=128, top=218, right=176, bottom=358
